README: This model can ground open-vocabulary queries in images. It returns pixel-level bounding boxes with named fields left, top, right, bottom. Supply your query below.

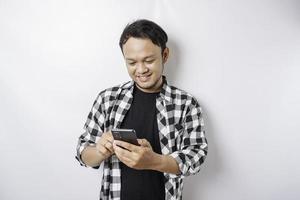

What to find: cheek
left=127, top=67, right=138, bottom=80
left=149, top=62, right=163, bottom=73
left=126, top=66, right=135, bottom=74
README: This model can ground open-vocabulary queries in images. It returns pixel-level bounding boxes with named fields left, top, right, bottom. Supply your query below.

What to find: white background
left=1, top=0, right=300, bottom=199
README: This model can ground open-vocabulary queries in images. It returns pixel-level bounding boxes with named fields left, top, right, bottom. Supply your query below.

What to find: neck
left=135, top=76, right=163, bottom=93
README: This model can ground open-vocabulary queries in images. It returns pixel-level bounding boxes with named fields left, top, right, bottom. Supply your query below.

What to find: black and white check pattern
left=76, top=77, right=208, bottom=200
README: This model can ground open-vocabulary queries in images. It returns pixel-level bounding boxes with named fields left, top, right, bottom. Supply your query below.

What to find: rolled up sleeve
left=169, top=99, right=208, bottom=178
left=75, top=92, right=105, bottom=167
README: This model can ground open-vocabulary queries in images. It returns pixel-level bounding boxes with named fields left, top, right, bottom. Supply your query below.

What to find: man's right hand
left=95, top=131, right=115, bottom=160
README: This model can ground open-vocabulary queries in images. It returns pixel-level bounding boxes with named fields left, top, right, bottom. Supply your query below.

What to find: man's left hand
left=113, top=139, right=160, bottom=170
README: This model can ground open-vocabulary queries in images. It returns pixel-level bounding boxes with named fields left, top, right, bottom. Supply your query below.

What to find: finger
left=104, top=142, right=114, bottom=153
left=138, top=139, right=151, bottom=147
left=144, top=139, right=152, bottom=148
left=97, top=140, right=113, bottom=154
left=98, top=134, right=113, bottom=146
left=114, top=149, right=132, bottom=164
left=113, top=142, right=133, bottom=159
left=114, top=140, right=139, bottom=152
left=98, top=140, right=112, bottom=153
left=97, top=145, right=110, bottom=157
left=105, top=131, right=114, bottom=142
left=101, top=134, right=113, bottom=144
left=98, top=138, right=107, bottom=146
left=137, top=139, right=146, bottom=147
left=114, top=145, right=131, bottom=161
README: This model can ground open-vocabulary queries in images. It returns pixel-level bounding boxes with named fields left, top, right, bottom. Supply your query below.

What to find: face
left=122, top=37, right=169, bottom=93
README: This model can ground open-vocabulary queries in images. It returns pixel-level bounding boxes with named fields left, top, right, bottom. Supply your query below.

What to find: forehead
left=122, top=37, right=161, bottom=59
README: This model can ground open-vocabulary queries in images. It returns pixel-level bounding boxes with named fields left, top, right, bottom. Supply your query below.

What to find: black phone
left=111, top=129, right=140, bottom=146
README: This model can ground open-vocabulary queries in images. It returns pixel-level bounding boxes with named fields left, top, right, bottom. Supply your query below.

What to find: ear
left=162, top=47, right=169, bottom=64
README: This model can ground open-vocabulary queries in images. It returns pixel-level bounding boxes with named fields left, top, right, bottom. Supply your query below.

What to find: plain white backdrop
left=1, top=0, right=300, bottom=199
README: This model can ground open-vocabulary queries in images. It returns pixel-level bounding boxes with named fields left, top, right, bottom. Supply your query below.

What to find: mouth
left=136, top=74, right=151, bottom=82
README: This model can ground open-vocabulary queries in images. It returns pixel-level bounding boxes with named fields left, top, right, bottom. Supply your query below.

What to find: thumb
left=138, top=139, right=151, bottom=147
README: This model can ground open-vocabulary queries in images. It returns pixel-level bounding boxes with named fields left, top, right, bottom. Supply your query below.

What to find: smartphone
left=111, top=128, right=140, bottom=146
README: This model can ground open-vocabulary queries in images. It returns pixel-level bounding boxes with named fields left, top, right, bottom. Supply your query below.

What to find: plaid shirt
left=76, top=77, right=208, bottom=200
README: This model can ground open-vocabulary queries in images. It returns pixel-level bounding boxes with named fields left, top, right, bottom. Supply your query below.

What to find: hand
left=113, top=138, right=159, bottom=170
left=95, top=131, right=114, bottom=160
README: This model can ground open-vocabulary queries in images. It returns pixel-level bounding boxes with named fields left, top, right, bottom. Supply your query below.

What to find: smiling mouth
left=137, top=74, right=151, bottom=82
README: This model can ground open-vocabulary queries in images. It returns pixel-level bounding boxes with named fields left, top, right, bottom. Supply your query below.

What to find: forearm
left=81, top=145, right=106, bottom=168
left=152, top=153, right=180, bottom=175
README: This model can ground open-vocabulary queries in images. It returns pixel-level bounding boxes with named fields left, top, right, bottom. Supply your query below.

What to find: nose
left=136, top=63, right=148, bottom=74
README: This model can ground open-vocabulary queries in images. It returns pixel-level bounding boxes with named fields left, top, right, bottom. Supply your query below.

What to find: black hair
left=119, top=19, right=168, bottom=54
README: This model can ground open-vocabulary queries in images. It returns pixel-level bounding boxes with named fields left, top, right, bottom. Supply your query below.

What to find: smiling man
left=76, top=19, right=208, bottom=200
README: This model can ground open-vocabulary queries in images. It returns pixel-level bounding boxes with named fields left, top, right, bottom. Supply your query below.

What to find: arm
left=168, top=98, right=208, bottom=178
left=81, top=145, right=105, bottom=168
left=75, top=92, right=112, bottom=168
left=81, top=132, right=114, bottom=168
left=152, top=154, right=180, bottom=175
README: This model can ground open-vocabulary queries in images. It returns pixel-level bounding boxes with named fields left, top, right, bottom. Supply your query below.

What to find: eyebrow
left=126, top=55, right=156, bottom=61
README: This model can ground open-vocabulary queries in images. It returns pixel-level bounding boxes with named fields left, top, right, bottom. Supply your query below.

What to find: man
left=76, top=19, right=208, bottom=200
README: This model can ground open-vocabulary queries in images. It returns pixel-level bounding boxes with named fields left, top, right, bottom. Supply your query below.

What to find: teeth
left=138, top=75, right=150, bottom=78
left=138, top=75, right=150, bottom=82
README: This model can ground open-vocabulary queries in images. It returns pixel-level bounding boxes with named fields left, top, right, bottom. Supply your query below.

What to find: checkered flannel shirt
left=76, top=77, right=208, bottom=200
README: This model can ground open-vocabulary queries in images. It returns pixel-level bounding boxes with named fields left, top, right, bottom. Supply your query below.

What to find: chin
left=137, top=82, right=153, bottom=89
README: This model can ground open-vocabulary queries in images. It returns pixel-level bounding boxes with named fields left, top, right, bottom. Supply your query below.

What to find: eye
left=145, top=60, right=154, bottom=64
left=128, top=62, right=136, bottom=66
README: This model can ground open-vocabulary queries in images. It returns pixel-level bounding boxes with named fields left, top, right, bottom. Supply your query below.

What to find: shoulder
left=168, top=84, right=200, bottom=108
left=168, top=84, right=204, bottom=124
left=95, top=81, right=132, bottom=103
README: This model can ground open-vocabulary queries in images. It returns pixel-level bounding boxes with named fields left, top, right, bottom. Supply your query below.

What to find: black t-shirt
left=120, top=85, right=165, bottom=200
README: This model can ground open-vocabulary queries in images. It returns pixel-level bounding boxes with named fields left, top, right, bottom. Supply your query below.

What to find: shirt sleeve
left=75, top=92, right=106, bottom=167
left=169, top=98, right=208, bottom=178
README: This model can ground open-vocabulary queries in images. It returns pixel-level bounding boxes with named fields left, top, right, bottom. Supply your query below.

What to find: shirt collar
left=122, top=76, right=173, bottom=103
left=159, top=76, right=173, bottom=103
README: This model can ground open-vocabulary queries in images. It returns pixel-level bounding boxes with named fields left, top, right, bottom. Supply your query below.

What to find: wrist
left=150, top=153, right=181, bottom=175
left=151, top=153, right=164, bottom=171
